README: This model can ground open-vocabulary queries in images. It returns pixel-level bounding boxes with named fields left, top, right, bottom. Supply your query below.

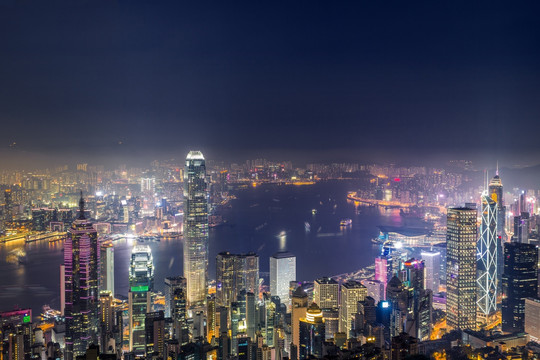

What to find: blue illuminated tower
left=477, top=193, right=498, bottom=320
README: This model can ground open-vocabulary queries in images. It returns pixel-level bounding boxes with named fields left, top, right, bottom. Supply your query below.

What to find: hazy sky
left=1, top=1, right=540, bottom=167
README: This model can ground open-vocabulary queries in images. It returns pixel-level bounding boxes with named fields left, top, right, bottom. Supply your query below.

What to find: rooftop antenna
left=496, top=160, right=499, bottom=176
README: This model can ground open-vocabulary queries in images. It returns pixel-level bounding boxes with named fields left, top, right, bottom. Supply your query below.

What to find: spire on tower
left=78, top=191, right=86, bottom=219
left=496, top=161, right=499, bottom=176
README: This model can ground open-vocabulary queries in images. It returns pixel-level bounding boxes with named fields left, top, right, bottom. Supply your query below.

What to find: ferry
left=340, top=218, right=352, bottom=226
left=312, top=209, right=317, bottom=215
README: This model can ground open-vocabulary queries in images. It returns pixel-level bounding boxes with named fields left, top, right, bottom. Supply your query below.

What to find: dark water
left=0, top=180, right=413, bottom=317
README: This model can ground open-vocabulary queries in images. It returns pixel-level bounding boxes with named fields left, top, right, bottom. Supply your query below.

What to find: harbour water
left=0, top=180, right=420, bottom=317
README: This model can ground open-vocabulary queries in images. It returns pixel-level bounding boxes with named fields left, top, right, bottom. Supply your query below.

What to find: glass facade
left=183, top=151, right=209, bottom=309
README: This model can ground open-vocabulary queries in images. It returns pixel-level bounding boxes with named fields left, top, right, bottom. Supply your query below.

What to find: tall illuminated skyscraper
left=446, top=206, right=477, bottom=331
left=489, top=171, right=505, bottom=296
left=128, top=245, right=154, bottom=355
left=100, top=241, right=115, bottom=296
left=183, top=151, right=209, bottom=310
left=270, top=252, right=296, bottom=309
left=64, top=194, right=99, bottom=360
left=339, top=280, right=367, bottom=338
left=477, top=194, right=498, bottom=321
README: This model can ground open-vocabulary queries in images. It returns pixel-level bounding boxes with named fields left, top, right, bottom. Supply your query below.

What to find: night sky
left=1, top=1, right=540, bottom=167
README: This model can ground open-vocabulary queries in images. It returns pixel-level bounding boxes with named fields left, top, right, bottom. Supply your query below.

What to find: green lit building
left=128, top=245, right=154, bottom=355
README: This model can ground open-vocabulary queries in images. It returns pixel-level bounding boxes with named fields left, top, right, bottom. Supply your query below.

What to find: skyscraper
left=64, top=194, right=100, bottom=360
left=298, top=303, right=325, bottom=360
left=270, top=252, right=296, bottom=309
left=477, top=194, right=498, bottom=319
left=100, top=241, right=115, bottom=296
left=313, top=277, right=339, bottom=310
left=446, top=206, right=477, bottom=331
left=291, top=287, right=308, bottom=360
left=165, top=276, right=186, bottom=318
left=183, top=151, right=209, bottom=310
left=128, top=245, right=154, bottom=354
left=420, top=250, right=440, bottom=293
left=339, top=280, right=367, bottom=338
left=489, top=171, right=505, bottom=292
left=501, top=241, right=538, bottom=333
left=216, top=252, right=260, bottom=308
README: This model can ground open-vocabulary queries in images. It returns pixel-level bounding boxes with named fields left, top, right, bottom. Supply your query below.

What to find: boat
left=312, top=209, right=317, bottom=215
left=340, top=218, right=352, bottom=226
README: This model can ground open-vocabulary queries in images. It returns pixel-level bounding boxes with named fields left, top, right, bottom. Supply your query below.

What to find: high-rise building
left=216, top=252, right=259, bottom=308
left=100, top=241, right=115, bottom=296
left=291, top=287, right=308, bottom=360
left=446, top=206, right=477, bottom=331
left=502, top=242, right=538, bottom=333
left=261, top=293, right=276, bottom=347
left=128, top=245, right=154, bottom=354
left=99, top=291, right=114, bottom=352
left=524, top=298, right=540, bottom=343
left=183, top=151, right=209, bottom=310
left=145, top=311, right=165, bottom=359
left=270, top=252, right=296, bottom=309
left=298, top=303, right=325, bottom=360
left=513, top=212, right=530, bottom=244
left=362, top=279, right=385, bottom=305
left=313, top=277, right=339, bottom=310
left=489, top=171, right=505, bottom=292
left=64, top=194, right=100, bottom=360
left=420, top=250, right=440, bottom=293
left=477, top=194, right=498, bottom=319
left=165, top=276, right=186, bottom=318
left=172, top=287, right=189, bottom=345
left=339, top=280, right=367, bottom=338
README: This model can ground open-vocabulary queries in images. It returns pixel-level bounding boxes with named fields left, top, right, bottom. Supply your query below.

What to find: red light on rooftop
left=394, top=178, right=401, bottom=182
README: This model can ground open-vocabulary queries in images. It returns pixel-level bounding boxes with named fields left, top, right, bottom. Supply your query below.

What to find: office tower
left=165, top=276, right=186, bottom=318
left=172, top=288, right=189, bottom=345
left=513, top=212, right=530, bottom=243
left=313, top=277, right=339, bottom=310
left=477, top=194, right=498, bottom=319
left=245, top=292, right=256, bottom=341
left=64, top=194, right=100, bottom=360
left=400, top=259, right=432, bottom=340
left=420, top=250, right=440, bottom=293
left=3, top=189, right=13, bottom=222
left=100, top=291, right=114, bottom=353
left=270, top=252, right=296, bottom=309
left=524, top=298, right=540, bottom=343
left=140, top=177, right=156, bottom=193
left=339, top=280, right=367, bottom=338
left=207, top=296, right=216, bottom=343
left=361, top=279, right=385, bottom=305
left=230, top=302, right=243, bottom=356
left=216, top=252, right=260, bottom=308
left=100, top=241, right=115, bottom=296
left=128, top=245, right=154, bottom=354
left=60, top=265, right=65, bottom=315
left=489, top=171, right=505, bottom=292
left=183, top=151, right=209, bottom=310
left=489, top=171, right=505, bottom=240
left=298, top=303, right=325, bottom=360
left=446, top=206, right=477, bottom=331
left=262, top=293, right=276, bottom=347
left=291, top=287, right=308, bottom=360
left=321, top=309, right=339, bottom=340
left=145, top=311, right=165, bottom=359
left=502, top=242, right=538, bottom=333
